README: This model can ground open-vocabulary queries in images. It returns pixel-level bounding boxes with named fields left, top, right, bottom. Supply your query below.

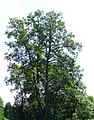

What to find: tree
left=0, top=97, right=4, bottom=119
left=72, top=94, right=94, bottom=120
left=5, top=10, right=86, bottom=119
left=4, top=102, right=13, bottom=120
left=0, top=97, right=8, bottom=120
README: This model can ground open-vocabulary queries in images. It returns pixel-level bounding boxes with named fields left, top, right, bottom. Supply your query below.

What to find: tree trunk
left=44, top=30, right=52, bottom=119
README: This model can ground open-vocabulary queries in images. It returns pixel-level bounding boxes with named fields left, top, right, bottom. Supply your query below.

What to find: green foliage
left=4, top=10, right=94, bottom=120
left=0, top=97, right=4, bottom=119
left=4, top=102, right=13, bottom=120
left=0, top=97, right=8, bottom=120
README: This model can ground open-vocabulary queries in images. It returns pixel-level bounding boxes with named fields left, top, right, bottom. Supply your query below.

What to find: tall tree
left=5, top=10, right=85, bottom=119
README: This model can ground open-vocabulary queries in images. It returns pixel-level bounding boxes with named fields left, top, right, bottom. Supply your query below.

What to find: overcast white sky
left=0, top=0, right=94, bottom=104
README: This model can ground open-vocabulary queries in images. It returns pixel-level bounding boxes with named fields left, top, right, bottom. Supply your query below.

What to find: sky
left=0, top=0, right=94, bottom=104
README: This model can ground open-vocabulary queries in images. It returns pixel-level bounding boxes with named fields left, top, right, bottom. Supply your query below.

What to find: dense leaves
left=0, top=97, right=8, bottom=120
left=4, top=10, right=94, bottom=119
left=4, top=102, right=13, bottom=120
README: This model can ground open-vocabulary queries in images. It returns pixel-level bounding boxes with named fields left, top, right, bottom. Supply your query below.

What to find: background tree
left=0, top=97, right=8, bottom=120
left=5, top=10, right=93, bottom=119
left=4, top=102, right=13, bottom=120
left=0, top=97, right=4, bottom=119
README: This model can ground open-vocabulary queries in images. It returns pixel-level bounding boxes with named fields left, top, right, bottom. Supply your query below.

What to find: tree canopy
left=4, top=10, right=94, bottom=120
